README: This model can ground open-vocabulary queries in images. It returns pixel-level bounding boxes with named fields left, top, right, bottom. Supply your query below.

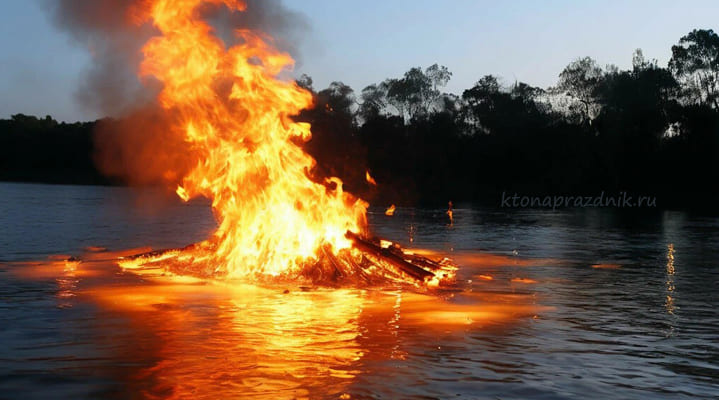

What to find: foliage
left=358, top=64, right=452, bottom=123
left=3, top=29, right=719, bottom=208
left=669, top=29, right=719, bottom=108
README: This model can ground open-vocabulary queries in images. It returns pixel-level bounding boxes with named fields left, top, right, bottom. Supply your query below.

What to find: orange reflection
left=665, top=243, right=676, bottom=315
left=413, top=250, right=560, bottom=269
left=591, top=263, right=621, bottom=269
left=511, top=278, right=538, bottom=284
left=5, top=248, right=548, bottom=399
left=56, top=258, right=80, bottom=308
left=86, top=282, right=364, bottom=399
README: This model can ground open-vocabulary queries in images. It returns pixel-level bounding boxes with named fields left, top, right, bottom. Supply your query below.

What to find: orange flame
left=134, top=0, right=367, bottom=278
left=385, top=205, right=396, bottom=216
left=365, top=171, right=377, bottom=186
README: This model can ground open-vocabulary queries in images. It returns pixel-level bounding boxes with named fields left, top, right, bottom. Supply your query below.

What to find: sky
left=1, top=0, right=718, bottom=122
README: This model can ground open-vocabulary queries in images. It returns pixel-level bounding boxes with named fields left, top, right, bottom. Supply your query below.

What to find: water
left=1, top=182, right=718, bottom=399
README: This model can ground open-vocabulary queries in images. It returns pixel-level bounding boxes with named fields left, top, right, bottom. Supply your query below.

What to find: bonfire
left=112, top=0, right=456, bottom=288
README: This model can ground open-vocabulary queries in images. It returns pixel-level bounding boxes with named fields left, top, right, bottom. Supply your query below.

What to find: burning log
left=344, top=231, right=434, bottom=281
left=117, top=231, right=456, bottom=287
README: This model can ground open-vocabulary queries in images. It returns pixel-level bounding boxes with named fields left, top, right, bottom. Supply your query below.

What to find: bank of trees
left=0, top=114, right=107, bottom=184
left=299, top=29, right=719, bottom=207
left=2, top=29, right=718, bottom=207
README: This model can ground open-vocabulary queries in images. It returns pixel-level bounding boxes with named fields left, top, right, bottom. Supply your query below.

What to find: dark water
left=1, top=182, right=718, bottom=399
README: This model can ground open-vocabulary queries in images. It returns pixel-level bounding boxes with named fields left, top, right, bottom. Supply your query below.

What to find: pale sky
left=1, top=0, right=718, bottom=122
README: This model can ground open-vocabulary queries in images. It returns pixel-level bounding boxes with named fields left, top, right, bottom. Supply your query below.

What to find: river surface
left=0, top=182, right=717, bottom=399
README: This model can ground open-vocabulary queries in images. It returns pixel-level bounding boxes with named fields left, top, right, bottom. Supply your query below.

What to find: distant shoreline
left=3, top=28, right=719, bottom=211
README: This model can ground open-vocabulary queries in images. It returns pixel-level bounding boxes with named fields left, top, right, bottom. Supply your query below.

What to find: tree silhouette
left=669, top=29, right=719, bottom=109
left=554, top=57, right=604, bottom=124
left=359, top=64, right=453, bottom=124
left=3, top=29, right=719, bottom=208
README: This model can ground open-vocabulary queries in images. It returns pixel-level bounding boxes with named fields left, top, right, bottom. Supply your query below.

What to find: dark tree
left=359, top=64, right=453, bottom=124
left=296, top=81, right=369, bottom=196
left=296, top=74, right=314, bottom=92
left=669, top=29, right=719, bottom=109
left=0, top=114, right=107, bottom=185
left=5, top=33, right=719, bottom=208
left=554, top=57, right=604, bottom=123
left=593, top=57, right=680, bottom=189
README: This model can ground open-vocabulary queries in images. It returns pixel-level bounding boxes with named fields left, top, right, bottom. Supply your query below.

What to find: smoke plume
left=46, top=0, right=309, bottom=185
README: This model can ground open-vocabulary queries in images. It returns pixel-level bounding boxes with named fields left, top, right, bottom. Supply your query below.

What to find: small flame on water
left=385, top=205, right=396, bottom=216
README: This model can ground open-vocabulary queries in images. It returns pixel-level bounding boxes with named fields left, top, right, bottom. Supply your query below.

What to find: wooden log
left=401, top=252, right=443, bottom=272
left=118, top=233, right=441, bottom=284
left=345, top=231, right=435, bottom=281
left=120, top=247, right=177, bottom=260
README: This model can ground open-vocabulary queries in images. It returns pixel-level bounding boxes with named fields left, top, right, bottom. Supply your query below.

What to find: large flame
left=134, top=0, right=367, bottom=278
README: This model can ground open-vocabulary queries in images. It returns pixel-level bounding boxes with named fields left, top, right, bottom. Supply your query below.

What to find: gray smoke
left=46, top=0, right=310, bottom=118
left=43, top=0, right=310, bottom=186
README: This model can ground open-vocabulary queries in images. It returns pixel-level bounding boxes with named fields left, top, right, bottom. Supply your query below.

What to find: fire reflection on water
left=56, top=258, right=80, bottom=309
left=7, top=248, right=547, bottom=399
left=89, top=284, right=365, bottom=399
left=665, top=243, right=676, bottom=316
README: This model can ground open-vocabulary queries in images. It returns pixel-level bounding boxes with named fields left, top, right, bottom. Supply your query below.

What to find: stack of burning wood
left=119, top=231, right=456, bottom=288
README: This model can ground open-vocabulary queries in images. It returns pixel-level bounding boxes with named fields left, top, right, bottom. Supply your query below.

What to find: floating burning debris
left=93, top=0, right=458, bottom=287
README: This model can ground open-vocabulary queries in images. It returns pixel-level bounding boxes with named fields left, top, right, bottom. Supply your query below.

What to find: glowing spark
left=366, top=171, right=377, bottom=186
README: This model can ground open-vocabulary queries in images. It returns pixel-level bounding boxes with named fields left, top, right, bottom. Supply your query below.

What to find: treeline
left=0, top=114, right=108, bottom=185
left=1, top=29, right=718, bottom=208
left=299, top=29, right=719, bottom=207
